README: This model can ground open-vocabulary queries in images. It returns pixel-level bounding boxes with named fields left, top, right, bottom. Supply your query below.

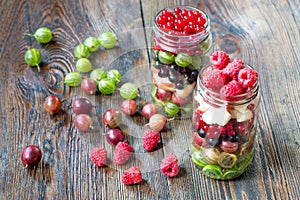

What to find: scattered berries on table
left=160, top=153, right=179, bottom=177
left=142, top=130, right=161, bottom=152
left=210, top=51, right=230, bottom=70
left=21, top=145, right=42, bottom=168
left=113, top=142, right=133, bottom=165
left=90, top=148, right=107, bottom=167
left=121, top=166, right=142, bottom=185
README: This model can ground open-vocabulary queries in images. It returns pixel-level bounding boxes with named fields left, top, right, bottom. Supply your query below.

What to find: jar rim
left=197, top=64, right=259, bottom=104
left=154, top=6, right=210, bottom=39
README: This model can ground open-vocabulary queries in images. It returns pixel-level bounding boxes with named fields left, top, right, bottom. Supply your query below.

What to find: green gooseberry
left=76, top=58, right=92, bottom=73
left=24, top=27, right=52, bottom=44
left=119, top=82, right=139, bottom=100
left=175, top=53, right=192, bottom=67
left=164, top=102, right=180, bottom=116
left=98, top=32, right=117, bottom=49
left=64, top=72, right=82, bottom=86
left=106, top=69, right=121, bottom=84
left=74, top=44, right=90, bottom=59
left=98, top=78, right=116, bottom=94
left=84, top=36, right=101, bottom=52
left=158, top=50, right=175, bottom=65
left=90, top=68, right=107, bottom=82
left=24, top=48, right=42, bottom=72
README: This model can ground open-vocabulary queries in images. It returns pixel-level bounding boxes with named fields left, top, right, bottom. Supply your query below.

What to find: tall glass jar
left=191, top=64, right=260, bottom=180
left=151, top=6, right=212, bottom=117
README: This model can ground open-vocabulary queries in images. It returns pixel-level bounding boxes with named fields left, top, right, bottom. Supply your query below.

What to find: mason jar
left=191, top=64, right=260, bottom=180
left=150, top=6, right=212, bottom=117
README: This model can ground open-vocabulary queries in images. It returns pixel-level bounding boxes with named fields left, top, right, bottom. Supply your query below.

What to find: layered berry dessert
left=191, top=51, right=260, bottom=180
left=151, top=6, right=212, bottom=116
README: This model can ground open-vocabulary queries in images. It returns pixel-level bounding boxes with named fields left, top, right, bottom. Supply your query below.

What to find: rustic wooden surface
left=0, top=0, right=299, bottom=199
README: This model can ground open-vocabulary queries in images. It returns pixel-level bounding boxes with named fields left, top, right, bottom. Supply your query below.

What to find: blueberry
left=207, top=138, right=219, bottom=147
left=197, top=128, right=206, bottom=138
left=158, top=67, right=169, bottom=77
left=175, top=80, right=184, bottom=89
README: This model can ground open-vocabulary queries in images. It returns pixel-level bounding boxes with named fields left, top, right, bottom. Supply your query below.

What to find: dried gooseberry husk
left=21, top=145, right=42, bottom=168
left=71, top=97, right=93, bottom=115
left=43, top=95, right=62, bottom=114
left=81, top=78, right=97, bottom=95
left=90, top=68, right=107, bottom=82
left=119, top=82, right=139, bottom=100
left=74, top=44, right=90, bottom=59
left=121, top=99, right=138, bottom=115
left=74, top=114, right=93, bottom=132
left=64, top=72, right=82, bottom=86
left=107, top=69, right=122, bottom=84
left=105, top=129, right=125, bottom=145
left=84, top=36, right=101, bottom=52
left=76, top=58, right=92, bottom=73
left=141, top=103, right=159, bottom=119
left=145, top=113, right=168, bottom=132
left=24, top=48, right=42, bottom=72
left=98, top=32, right=117, bottom=49
left=103, top=109, right=122, bottom=128
left=98, top=78, right=116, bottom=95
left=24, top=27, right=52, bottom=44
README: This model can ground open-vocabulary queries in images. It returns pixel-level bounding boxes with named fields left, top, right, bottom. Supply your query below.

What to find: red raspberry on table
left=220, top=80, right=244, bottom=97
left=90, top=148, right=107, bottom=167
left=121, top=166, right=142, bottom=185
left=210, top=51, right=230, bottom=70
left=113, top=142, right=133, bottom=165
left=160, top=153, right=179, bottom=177
left=142, top=130, right=160, bottom=152
left=238, top=68, right=258, bottom=90
left=202, top=67, right=228, bottom=92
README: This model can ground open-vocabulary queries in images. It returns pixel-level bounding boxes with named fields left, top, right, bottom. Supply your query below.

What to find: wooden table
left=1, top=0, right=299, bottom=199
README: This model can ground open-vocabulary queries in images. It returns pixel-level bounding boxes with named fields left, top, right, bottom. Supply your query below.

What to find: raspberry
left=121, top=166, right=142, bottom=185
left=113, top=142, right=133, bottom=165
left=160, top=153, right=179, bottom=177
left=142, top=130, right=160, bottom=152
left=210, top=51, right=230, bottom=70
left=222, top=62, right=243, bottom=80
left=202, top=67, right=228, bottom=92
left=238, top=68, right=258, bottom=90
left=90, top=148, right=107, bottom=167
left=220, top=80, right=244, bottom=97
left=231, top=58, right=244, bottom=68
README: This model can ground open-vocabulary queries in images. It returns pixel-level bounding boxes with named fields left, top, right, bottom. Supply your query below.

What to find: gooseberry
left=74, top=44, right=90, bottom=59
left=105, top=129, right=125, bottom=145
left=145, top=114, right=168, bottom=132
left=81, top=78, right=97, bottom=95
left=24, top=48, right=42, bottom=72
left=121, top=99, right=138, bottom=115
left=71, top=97, right=93, bottom=115
left=103, top=109, right=122, bottom=128
left=76, top=58, right=92, bottom=73
left=21, top=145, right=42, bottom=168
left=84, top=36, right=101, bottom=52
left=74, top=114, right=93, bottom=132
left=119, top=82, right=139, bottom=100
left=107, top=69, right=122, bottom=84
left=43, top=95, right=62, bottom=114
left=98, top=32, right=117, bottom=49
left=64, top=72, right=82, bottom=86
left=90, top=68, right=107, bottom=82
left=98, top=78, right=116, bottom=94
left=141, top=103, right=159, bottom=119
left=24, top=27, right=52, bottom=44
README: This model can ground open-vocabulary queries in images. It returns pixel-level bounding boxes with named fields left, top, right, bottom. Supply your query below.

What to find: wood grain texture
left=0, top=0, right=299, bottom=200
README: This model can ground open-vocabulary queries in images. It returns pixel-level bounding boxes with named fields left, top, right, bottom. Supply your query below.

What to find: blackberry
left=158, top=67, right=169, bottom=77
left=169, top=71, right=179, bottom=83
left=175, top=80, right=184, bottom=89
left=229, top=135, right=239, bottom=142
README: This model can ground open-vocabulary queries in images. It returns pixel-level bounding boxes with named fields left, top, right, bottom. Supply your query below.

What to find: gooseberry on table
left=81, top=78, right=97, bottom=95
left=84, top=36, right=101, bottom=52
left=76, top=58, right=92, bottom=73
left=21, top=145, right=42, bottom=168
left=98, top=32, right=117, bottom=49
left=24, top=48, right=42, bottom=72
left=64, top=72, right=82, bottom=87
left=71, top=97, right=93, bottom=115
left=24, top=27, right=52, bottom=44
left=43, top=95, right=62, bottom=114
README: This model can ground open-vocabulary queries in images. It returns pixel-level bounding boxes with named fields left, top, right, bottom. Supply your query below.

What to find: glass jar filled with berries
left=191, top=51, right=261, bottom=180
left=151, top=6, right=212, bottom=117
